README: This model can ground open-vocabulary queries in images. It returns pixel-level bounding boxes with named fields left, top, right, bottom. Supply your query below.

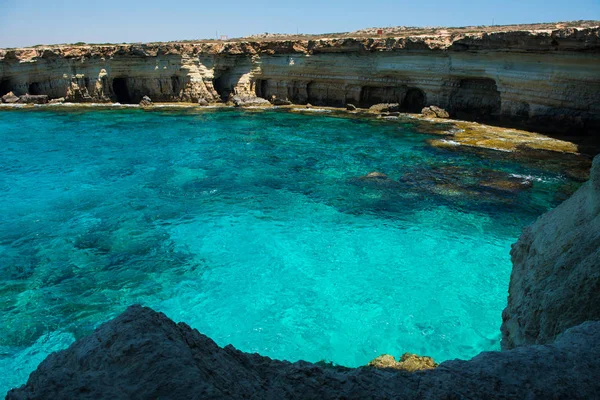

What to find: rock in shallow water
left=7, top=305, right=600, bottom=399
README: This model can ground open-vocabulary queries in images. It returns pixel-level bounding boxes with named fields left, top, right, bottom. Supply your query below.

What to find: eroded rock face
left=7, top=306, right=600, bottom=399
left=1, top=27, right=599, bottom=135
left=501, top=155, right=600, bottom=349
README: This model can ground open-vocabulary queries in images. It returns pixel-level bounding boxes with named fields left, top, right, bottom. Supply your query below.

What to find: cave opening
left=450, top=78, right=501, bottom=120
left=255, top=79, right=269, bottom=99
left=112, top=78, right=133, bottom=104
left=359, top=86, right=403, bottom=108
left=213, top=70, right=233, bottom=101
left=402, top=88, right=426, bottom=112
left=28, top=82, right=43, bottom=95
left=0, top=79, right=12, bottom=97
left=171, top=76, right=182, bottom=95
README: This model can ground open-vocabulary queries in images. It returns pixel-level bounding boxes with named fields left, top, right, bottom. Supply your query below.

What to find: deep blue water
left=0, top=107, right=583, bottom=393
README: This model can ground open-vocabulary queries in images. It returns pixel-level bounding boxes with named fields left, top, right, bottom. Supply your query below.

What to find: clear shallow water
left=0, top=108, right=583, bottom=392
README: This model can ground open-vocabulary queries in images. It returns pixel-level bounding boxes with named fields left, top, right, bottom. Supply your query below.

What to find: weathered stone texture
left=501, top=155, right=600, bottom=349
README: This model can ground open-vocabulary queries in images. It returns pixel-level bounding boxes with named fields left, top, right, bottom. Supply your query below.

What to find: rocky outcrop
left=7, top=306, right=600, bottom=399
left=1, top=26, right=599, bottom=135
left=421, top=105, right=449, bottom=118
left=138, top=95, right=152, bottom=107
left=501, top=155, right=600, bottom=348
left=367, top=353, right=437, bottom=372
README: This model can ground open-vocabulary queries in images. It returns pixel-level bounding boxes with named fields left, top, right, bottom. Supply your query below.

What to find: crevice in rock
left=112, top=77, right=133, bottom=104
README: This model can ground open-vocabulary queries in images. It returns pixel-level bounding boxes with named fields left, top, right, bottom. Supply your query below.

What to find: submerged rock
left=7, top=305, right=600, bottom=399
left=501, top=154, right=600, bottom=349
left=421, top=105, right=449, bottom=118
left=349, top=171, right=400, bottom=188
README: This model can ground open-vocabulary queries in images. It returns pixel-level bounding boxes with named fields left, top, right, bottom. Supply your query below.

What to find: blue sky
left=1, top=0, right=598, bottom=48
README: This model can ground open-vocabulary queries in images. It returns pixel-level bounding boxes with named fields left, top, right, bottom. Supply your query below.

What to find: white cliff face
left=501, top=155, right=600, bottom=349
left=1, top=28, right=599, bottom=135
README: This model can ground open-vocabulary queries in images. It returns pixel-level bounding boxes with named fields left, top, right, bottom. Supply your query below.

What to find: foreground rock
left=421, top=105, right=449, bottom=118
left=139, top=95, right=153, bottom=107
left=501, top=154, right=600, bottom=349
left=1, top=91, right=19, bottom=103
left=18, top=94, right=48, bottom=104
left=232, top=95, right=271, bottom=107
left=7, top=305, right=600, bottom=399
left=368, top=353, right=437, bottom=372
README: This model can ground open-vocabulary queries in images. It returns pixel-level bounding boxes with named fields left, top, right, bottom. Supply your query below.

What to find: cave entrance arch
left=28, top=82, right=42, bottom=95
left=213, top=69, right=234, bottom=101
left=112, top=78, right=133, bottom=104
left=0, top=79, right=11, bottom=97
left=402, top=88, right=426, bottom=112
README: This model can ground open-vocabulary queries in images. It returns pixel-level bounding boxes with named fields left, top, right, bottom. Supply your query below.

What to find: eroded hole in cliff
left=255, top=79, right=269, bottom=99
left=112, top=78, right=133, bottom=104
left=402, top=88, right=426, bottom=112
left=172, top=76, right=182, bottom=95
left=213, top=70, right=234, bottom=101
left=28, top=82, right=42, bottom=95
left=359, top=86, right=404, bottom=107
left=451, top=78, right=501, bottom=120
left=0, top=79, right=11, bottom=96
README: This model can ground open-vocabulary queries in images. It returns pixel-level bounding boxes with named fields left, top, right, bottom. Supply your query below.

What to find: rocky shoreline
left=1, top=23, right=599, bottom=137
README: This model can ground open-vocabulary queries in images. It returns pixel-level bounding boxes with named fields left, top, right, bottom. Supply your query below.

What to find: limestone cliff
left=7, top=306, right=600, bottom=399
left=1, top=26, right=599, bottom=135
left=501, top=155, right=600, bottom=348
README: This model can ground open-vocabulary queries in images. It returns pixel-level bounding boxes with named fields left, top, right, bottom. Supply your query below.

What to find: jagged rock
left=272, top=98, right=292, bottom=106
left=232, top=95, right=271, bottom=107
left=7, top=306, right=600, bottom=399
left=1, top=91, right=19, bottom=103
left=346, top=103, right=357, bottom=111
left=368, top=353, right=437, bottom=372
left=139, top=95, right=153, bottom=107
left=501, top=154, right=600, bottom=349
left=197, top=98, right=209, bottom=106
left=18, top=94, right=49, bottom=104
left=369, top=103, right=400, bottom=113
left=305, top=103, right=312, bottom=108
left=421, top=105, right=449, bottom=118
left=48, top=97, right=65, bottom=104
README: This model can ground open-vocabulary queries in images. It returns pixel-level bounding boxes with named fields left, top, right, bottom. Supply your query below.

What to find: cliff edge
left=501, top=155, right=600, bottom=348
left=6, top=306, right=600, bottom=399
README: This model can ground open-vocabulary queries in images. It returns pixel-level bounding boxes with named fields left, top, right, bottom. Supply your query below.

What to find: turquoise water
left=0, top=107, right=583, bottom=393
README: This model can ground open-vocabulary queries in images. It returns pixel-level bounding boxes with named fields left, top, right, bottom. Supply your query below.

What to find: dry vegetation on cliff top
left=14, top=20, right=600, bottom=48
